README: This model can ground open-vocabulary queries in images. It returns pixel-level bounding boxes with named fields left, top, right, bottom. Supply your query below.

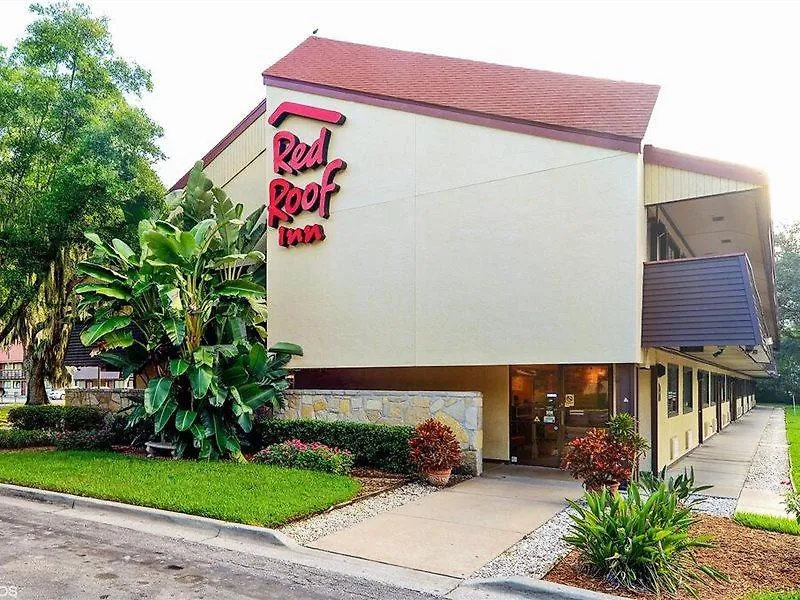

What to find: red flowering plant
left=253, top=439, right=354, bottom=475
left=409, top=419, right=462, bottom=473
left=561, top=428, right=634, bottom=490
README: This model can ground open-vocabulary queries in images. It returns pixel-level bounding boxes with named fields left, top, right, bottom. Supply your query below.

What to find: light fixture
left=712, top=347, right=725, bottom=358
left=712, top=216, right=725, bottom=222
left=721, top=239, right=732, bottom=244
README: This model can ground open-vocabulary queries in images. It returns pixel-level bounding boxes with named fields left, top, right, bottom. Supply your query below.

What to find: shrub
left=253, top=439, right=354, bottom=475
left=561, top=428, right=633, bottom=489
left=7, top=405, right=106, bottom=432
left=639, top=466, right=712, bottom=505
left=783, top=489, right=800, bottom=524
left=0, top=429, right=55, bottom=449
left=564, top=482, right=727, bottom=596
left=7, top=405, right=63, bottom=430
left=55, top=429, right=114, bottom=451
left=408, top=419, right=461, bottom=472
left=255, top=419, right=415, bottom=473
left=105, top=411, right=153, bottom=446
left=607, top=413, right=649, bottom=459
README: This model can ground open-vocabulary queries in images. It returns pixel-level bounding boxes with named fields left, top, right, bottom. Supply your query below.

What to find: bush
left=55, top=429, right=114, bottom=451
left=7, top=405, right=63, bottom=430
left=561, top=428, right=633, bottom=489
left=105, top=411, right=153, bottom=446
left=639, top=466, right=712, bottom=505
left=409, top=419, right=461, bottom=472
left=253, top=439, right=354, bottom=475
left=255, top=419, right=415, bottom=473
left=0, top=429, right=55, bottom=449
left=7, top=405, right=106, bottom=432
left=564, top=482, right=727, bottom=596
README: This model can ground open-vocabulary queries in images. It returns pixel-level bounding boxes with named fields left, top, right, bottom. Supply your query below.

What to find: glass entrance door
left=510, top=364, right=611, bottom=468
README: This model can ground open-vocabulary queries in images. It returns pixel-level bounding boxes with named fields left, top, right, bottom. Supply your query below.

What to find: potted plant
left=561, top=428, right=632, bottom=494
left=409, top=419, right=462, bottom=486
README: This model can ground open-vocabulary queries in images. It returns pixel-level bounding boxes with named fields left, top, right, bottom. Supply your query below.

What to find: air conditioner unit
left=670, top=436, right=681, bottom=461
left=685, top=430, right=694, bottom=450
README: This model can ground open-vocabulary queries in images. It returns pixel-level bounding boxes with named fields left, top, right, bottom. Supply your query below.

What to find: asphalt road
left=0, top=500, right=439, bottom=600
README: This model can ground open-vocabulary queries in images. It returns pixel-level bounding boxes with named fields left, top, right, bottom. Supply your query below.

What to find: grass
left=0, top=450, right=360, bottom=526
left=734, top=511, right=800, bottom=536
left=0, top=404, right=21, bottom=428
left=785, top=407, right=800, bottom=487
left=747, top=593, right=800, bottom=600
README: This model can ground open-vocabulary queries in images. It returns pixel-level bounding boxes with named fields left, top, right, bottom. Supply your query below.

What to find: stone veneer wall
left=65, top=388, right=143, bottom=412
left=280, top=389, right=483, bottom=475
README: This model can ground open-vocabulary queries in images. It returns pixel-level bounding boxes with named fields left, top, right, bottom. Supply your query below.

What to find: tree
left=757, top=221, right=800, bottom=403
left=0, top=3, right=164, bottom=404
left=75, top=163, right=300, bottom=460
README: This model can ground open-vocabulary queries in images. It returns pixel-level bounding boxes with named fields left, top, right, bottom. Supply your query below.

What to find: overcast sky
left=1, top=0, right=797, bottom=224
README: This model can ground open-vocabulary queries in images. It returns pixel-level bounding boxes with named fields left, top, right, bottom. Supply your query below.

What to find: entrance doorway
left=509, top=365, right=611, bottom=467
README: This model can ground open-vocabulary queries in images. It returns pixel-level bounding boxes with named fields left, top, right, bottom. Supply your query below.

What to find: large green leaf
left=210, top=413, right=228, bottom=453
left=170, top=358, right=190, bottom=376
left=163, top=318, right=186, bottom=345
left=99, top=329, right=134, bottom=350
left=112, top=239, right=135, bottom=262
left=208, top=378, right=227, bottom=407
left=236, top=383, right=277, bottom=409
left=237, top=411, right=253, bottom=433
left=178, top=231, right=197, bottom=259
left=268, top=342, right=304, bottom=356
left=74, top=283, right=132, bottom=300
left=190, top=219, right=216, bottom=245
left=143, top=230, right=186, bottom=267
left=77, top=262, right=126, bottom=284
left=154, top=398, right=178, bottom=433
left=248, top=342, right=268, bottom=379
left=188, top=365, right=213, bottom=399
left=80, top=316, right=132, bottom=346
left=174, top=409, right=197, bottom=432
left=215, top=279, right=265, bottom=298
left=144, top=377, right=172, bottom=415
left=194, top=346, right=214, bottom=367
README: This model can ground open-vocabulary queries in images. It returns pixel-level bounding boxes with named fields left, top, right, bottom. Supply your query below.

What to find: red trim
left=643, top=145, right=768, bottom=186
left=268, top=102, right=345, bottom=127
left=263, top=76, right=643, bottom=154
left=170, top=99, right=267, bottom=191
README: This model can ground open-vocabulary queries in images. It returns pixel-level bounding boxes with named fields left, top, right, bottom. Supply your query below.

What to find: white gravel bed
left=279, top=481, right=437, bottom=545
left=470, top=507, right=576, bottom=580
left=688, top=494, right=737, bottom=517
left=743, top=407, right=791, bottom=495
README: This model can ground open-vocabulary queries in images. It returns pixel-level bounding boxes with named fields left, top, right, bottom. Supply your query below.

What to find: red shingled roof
left=263, top=37, right=660, bottom=142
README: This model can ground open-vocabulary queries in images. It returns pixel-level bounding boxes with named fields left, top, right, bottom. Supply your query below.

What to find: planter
left=422, top=468, right=452, bottom=487
left=145, top=441, right=175, bottom=458
left=586, top=481, right=620, bottom=495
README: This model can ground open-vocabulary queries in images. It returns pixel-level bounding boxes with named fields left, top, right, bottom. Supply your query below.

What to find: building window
left=698, top=370, right=711, bottom=408
left=683, top=367, right=694, bottom=413
left=667, top=363, right=679, bottom=417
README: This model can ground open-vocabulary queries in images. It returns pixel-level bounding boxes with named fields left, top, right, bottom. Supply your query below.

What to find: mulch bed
left=545, top=515, right=800, bottom=600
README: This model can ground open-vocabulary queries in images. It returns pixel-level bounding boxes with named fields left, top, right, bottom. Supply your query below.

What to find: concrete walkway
left=309, top=463, right=582, bottom=578
left=666, top=406, right=775, bottom=499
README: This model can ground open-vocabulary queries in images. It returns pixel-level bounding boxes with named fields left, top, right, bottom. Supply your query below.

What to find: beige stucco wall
left=294, top=366, right=510, bottom=461
left=264, top=87, right=643, bottom=370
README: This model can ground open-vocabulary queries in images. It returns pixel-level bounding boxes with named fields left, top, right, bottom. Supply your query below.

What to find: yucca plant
left=639, top=466, right=713, bottom=507
left=564, top=482, right=727, bottom=597
left=74, top=162, right=301, bottom=460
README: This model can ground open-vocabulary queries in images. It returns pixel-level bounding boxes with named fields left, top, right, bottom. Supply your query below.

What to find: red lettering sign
left=267, top=102, right=346, bottom=249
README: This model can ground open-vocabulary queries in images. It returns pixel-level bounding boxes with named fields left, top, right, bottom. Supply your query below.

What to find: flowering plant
left=409, top=419, right=462, bottom=472
left=561, top=428, right=633, bottom=488
left=253, top=439, right=354, bottom=475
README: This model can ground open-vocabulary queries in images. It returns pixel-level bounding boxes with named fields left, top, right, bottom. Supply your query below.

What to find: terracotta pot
left=423, top=468, right=452, bottom=487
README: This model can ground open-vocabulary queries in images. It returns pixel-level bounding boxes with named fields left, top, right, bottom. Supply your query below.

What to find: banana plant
left=75, top=162, right=301, bottom=459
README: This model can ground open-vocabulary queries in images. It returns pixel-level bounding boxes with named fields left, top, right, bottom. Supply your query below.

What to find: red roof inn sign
left=267, top=102, right=347, bottom=248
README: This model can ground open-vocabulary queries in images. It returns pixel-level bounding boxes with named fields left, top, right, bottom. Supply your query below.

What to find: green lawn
left=786, top=407, right=800, bottom=486
left=0, top=404, right=21, bottom=428
left=0, top=450, right=360, bottom=526
left=734, top=511, right=800, bottom=536
left=747, top=593, right=800, bottom=600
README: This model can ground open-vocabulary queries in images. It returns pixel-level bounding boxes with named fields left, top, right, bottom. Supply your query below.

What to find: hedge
left=0, top=429, right=55, bottom=449
left=255, top=419, right=415, bottom=474
left=7, top=405, right=106, bottom=432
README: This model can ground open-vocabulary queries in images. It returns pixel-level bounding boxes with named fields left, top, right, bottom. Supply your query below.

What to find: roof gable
left=263, top=37, right=660, bottom=142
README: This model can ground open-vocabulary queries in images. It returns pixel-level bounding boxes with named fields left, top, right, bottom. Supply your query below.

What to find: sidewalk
left=309, top=464, right=582, bottom=578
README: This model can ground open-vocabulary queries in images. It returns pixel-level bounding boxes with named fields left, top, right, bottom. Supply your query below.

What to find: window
left=667, top=363, right=679, bottom=417
left=698, top=370, right=711, bottom=408
left=683, top=367, right=694, bottom=413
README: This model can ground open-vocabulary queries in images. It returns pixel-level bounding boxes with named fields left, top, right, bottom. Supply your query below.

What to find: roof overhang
left=642, top=254, right=776, bottom=377
left=643, top=145, right=779, bottom=347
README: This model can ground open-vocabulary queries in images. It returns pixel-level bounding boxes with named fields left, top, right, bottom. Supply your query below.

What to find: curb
left=0, top=483, right=295, bottom=548
left=461, top=577, right=624, bottom=600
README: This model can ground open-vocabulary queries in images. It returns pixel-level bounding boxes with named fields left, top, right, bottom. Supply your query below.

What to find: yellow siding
left=644, top=163, right=757, bottom=205
left=203, top=113, right=267, bottom=189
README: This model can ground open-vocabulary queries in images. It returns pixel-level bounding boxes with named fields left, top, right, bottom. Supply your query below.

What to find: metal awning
left=642, top=253, right=775, bottom=377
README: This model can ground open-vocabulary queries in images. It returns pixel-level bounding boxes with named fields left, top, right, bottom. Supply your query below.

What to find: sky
left=1, top=0, right=798, bottom=224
